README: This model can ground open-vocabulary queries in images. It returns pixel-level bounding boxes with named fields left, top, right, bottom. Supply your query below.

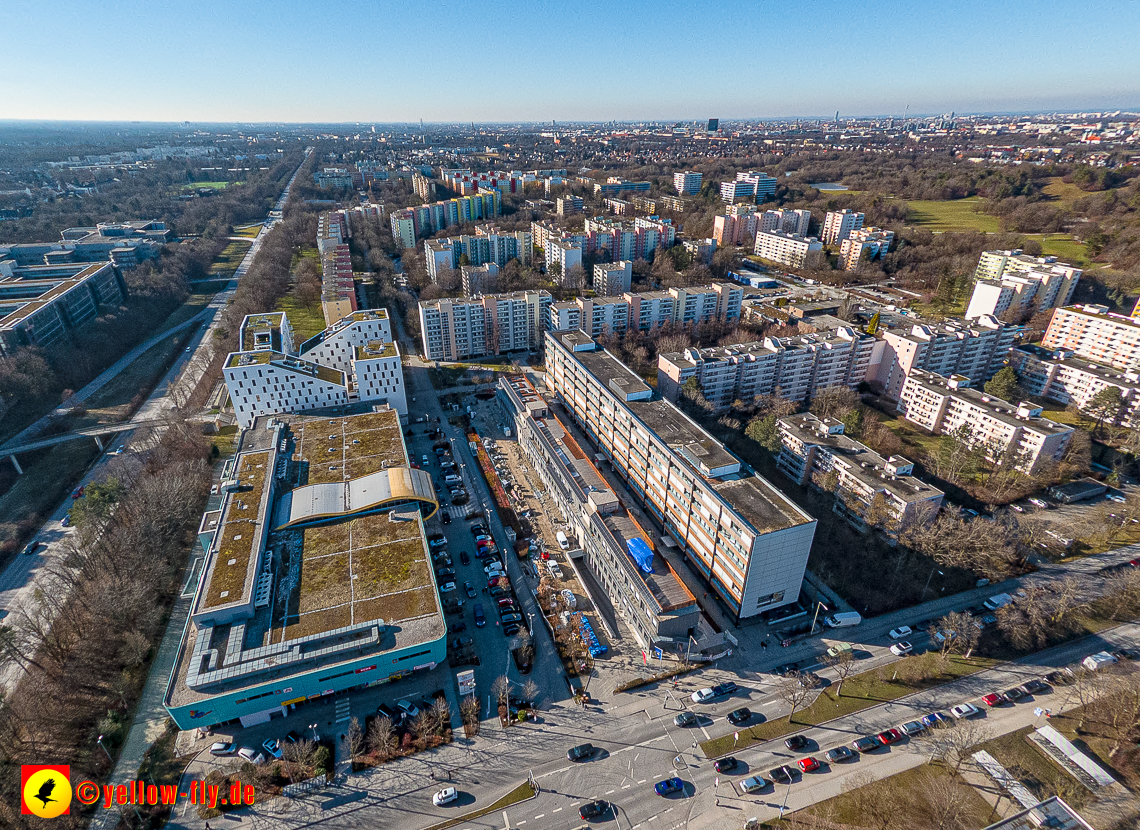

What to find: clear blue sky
left=5, top=0, right=1139, bottom=123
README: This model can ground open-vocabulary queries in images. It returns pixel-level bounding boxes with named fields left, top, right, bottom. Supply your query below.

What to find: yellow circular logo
left=23, top=769, right=71, bottom=818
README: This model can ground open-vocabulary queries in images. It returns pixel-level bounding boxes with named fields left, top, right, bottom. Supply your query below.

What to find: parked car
left=950, top=703, right=980, bottom=719
left=714, top=757, right=738, bottom=773
left=439, top=582, right=457, bottom=593
left=567, top=743, right=595, bottom=762
left=824, top=745, right=855, bottom=763
left=1044, top=669, right=1075, bottom=685
left=673, top=712, right=698, bottom=727
left=877, top=728, right=903, bottom=745
left=889, top=626, right=913, bottom=639
left=1028, top=498, right=1050, bottom=509
left=237, top=746, right=264, bottom=764
left=784, top=734, right=809, bottom=751
left=450, top=636, right=474, bottom=650
left=727, top=707, right=752, bottom=725
left=1017, top=679, right=1048, bottom=695
left=921, top=712, right=949, bottom=729
left=691, top=687, right=716, bottom=703
left=900, top=720, right=926, bottom=736
left=579, top=800, right=608, bottom=819
left=739, top=775, right=768, bottom=793
left=1003, top=687, right=1027, bottom=702
left=433, top=787, right=458, bottom=806
left=768, top=766, right=796, bottom=785
left=449, top=620, right=467, bottom=634
left=209, top=742, right=237, bottom=756
left=712, top=681, right=738, bottom=696
left=435, top=567, right=456, bottom=579
left=851, top=737, right=880, bottom=753
left=465, top=581, right=476, bottom=598
left=503, top=623, right=521, bottom=636
left=982, top=692, right=1007, bottom=707
left=890, top=641, right=913, bottom=656
left=262, top=738, right=282, bottom=759
left=654, top=777, right=683, bottom=795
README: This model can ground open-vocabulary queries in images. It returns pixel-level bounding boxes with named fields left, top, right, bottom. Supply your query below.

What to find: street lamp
left=96, top=734, right=113, bottom=764
left=309, top=723, right=319, bottom=741
left=921, top=567, right=944, bottom=599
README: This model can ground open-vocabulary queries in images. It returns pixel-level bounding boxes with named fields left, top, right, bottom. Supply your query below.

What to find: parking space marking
left=637, top=779, right=647, bottom=784
left=622, top=783, right=631, bottom=789
left=552, top=807, right=562, bottom=813
left=534, top=814, right=544, bottom=819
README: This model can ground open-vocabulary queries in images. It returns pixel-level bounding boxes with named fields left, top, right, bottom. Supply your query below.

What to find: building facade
left=821, top=209, right=864, bottom=245
left=753, top=230, right=824, bottom=268
left=720, top=172, right=777, bottom=203
left=418, top=291, right=553, bottom=361
left=1040, top=304, right=1140, bottom=371
left=673, top=171, right=703, bottom=195
left=593, top=260, right=633, bottom=296
left=1010, top=345, right=1140, bottom=428
left=839, top=228, right=894, bottom=270
left=965, top=251, right=1081, bottom=320
left=545, top=331, right=817, bottom=621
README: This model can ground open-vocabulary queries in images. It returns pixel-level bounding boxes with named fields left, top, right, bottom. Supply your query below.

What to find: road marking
left=605, top=789, right=615, bottom=795
left=534, top=814, right=544, bottom=819
left=622, top=784, right=631, bottom=789
left=637, top=779, right=647, bottom=784
left=552, top=807, right=562, bottom=813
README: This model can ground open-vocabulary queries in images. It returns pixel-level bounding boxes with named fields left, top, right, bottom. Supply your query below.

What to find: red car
left=797, top=757, right=821, bottom=772
left=982, top=693, right=1007, bottom=707
left=876, top=728, right=902, bottom=746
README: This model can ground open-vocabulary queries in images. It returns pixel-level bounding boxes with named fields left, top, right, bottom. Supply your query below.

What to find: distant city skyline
left=4, top=0, right=1139, bottom=123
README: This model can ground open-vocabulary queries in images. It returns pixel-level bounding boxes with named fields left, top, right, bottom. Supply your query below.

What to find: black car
left=1044, top=669, right=1075, bottom=685
left=773, top=664, right=798, bottom=677
left=1003, top=687, right=1027, bottom=702
left=567, top=743, right=595, bottom=762
left=460, top=551, right=470, bottom=565
left=435, top=567, right=456, bottom=580
left=471, top=525, right=488, bottom=535
left=1113, top=648, right=1140, bottom=661
left=798, top=672, right=823, bottom=688
left=441, top=512, right=452, bottom=525
left=449, top=621, right=467, bottom=634
left=727, top=707, right=752, bottom=725
left=713, top=757, right=738, bottom=773
left=1018, top=679, right=1048, bottom=695
left=503, top=623, right=521, bottom=636
left=784, top=735, right=809, bottom=750
left=579, top=800, right=608, bottom=820
left=768, top=766, right=796, bottom=785
left=450, top=636, right=473, bottom=650
left=712, top=681, right=738, bottom=696
left=674, top=712, right=698, bottom=727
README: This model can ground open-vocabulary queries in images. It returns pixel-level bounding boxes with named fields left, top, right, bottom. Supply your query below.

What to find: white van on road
left=556, top=531, right=569, bottom=551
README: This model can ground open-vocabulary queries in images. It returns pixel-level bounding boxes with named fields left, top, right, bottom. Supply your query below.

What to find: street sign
left=457, top=669, right=476, bottom=696
left=654, top=647, right=663, bottom=660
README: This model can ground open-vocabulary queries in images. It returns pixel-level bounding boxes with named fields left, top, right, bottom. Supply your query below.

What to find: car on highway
left=433, top=787, right=458, bottom=806
left=727, top=707, right=752, bottom=725
left=890, top=641, right=913, bottom=656
left=851, top=737, right=880, bottom=753
left=824, top=746, right=855, bottom=763
left=654, top=777, right=684, bottom=795
left=877, top=728, right=903, bottom=745
left=209, top=741, right=237, bottom=756
left=739, top=775, right=768, bottom=793
left=784, top=734, right=810, bottom=750
left=950, top=703, right=980, bottom=719
left=982, top=693, right=1007, bottom=707
left=768, top=766, right=796, bottom=785
left=23, top=541, right=40, bottom=555
left=691, top=687, right=716, bottom=703
left=889, top=626, right=913, bottom=639
left=579, top=799, right=608, bottom=820
left=922, top=712, right=949, bottom=729
left=674, top=712, right=698, bottom=727
left=797, top=757, right=821, bottom=772
left=713, top=757, right=738, bottom=773
left=567, top=743, right=595, bottom=762
left=900, top=721, right=926, bottom=736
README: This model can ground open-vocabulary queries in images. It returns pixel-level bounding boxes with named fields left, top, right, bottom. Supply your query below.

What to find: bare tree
left=841, top=771, right=901, bottom=830
left=522, top=679, right=540, bottom=704
left=431, top=696, right=453, bottom=735
left=1099, top=567, right=1140, bottom=621
left=492, top=674, right=511, bottom=708
left=918, top=768, right=978, bottom=830
left=345, top=717, right=365, bottom=762
left=775, top=673, right=816, bottom=723
left=368, top=716, right=396, bottom=761
left=281, top=738, right=317, bottom=783
left=822, top=649, right=859, bottom=696
left=409, top=711, right=434, bottom=747
left=914, top=719, right=992, bottom=773
left=936, top=611, right=980, bottom=658
left=460, top=696, right=480, bottom=736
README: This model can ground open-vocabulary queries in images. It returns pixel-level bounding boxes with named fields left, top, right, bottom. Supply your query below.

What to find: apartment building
left=965, top=250, right=1081, bottom=320
left=604, top=198, right=632, bottom=215
left=720, top=172, right=777, bottom=203
left=821, top=209, right=864, bottom=245
left=874, top=316, right=1021, bottom=399
left=0, top=261, right=126, bottom=357
left=839, top=227, right=895, bottom=270
left=593, top=260, right=633, bottom=296
left=461, top=263, right=499, bottom=295
left=683, top=238, right=717, bottom=266
left=576, top=297, right=631, bottom=338
left=593, top=179, right=652, bottom=197
left=388, top=191, right=501, bottom=248
left=673, top=171, right=703, bottom=195
left=545, top=238, right=583, bottom=280
left=224, top=311, right=405, bottom=427
left=625, top=291, right=676, bottom=331
left=498, top=374, right=699, bottom=648
left=1039, top=304, right=1140, bottom=371
left=670, top=282, right=743, bottom=326
left=897, top=370, right=1073, bottom=474
left=557, top=195, right=584, bottom=217
left=412, top=172, right=436, bottom=200
left=1010, top=345, right=1140, bottom=427
left=713, top=204, right=759, bottom=247
left=584, top=216, right=676, bottom=261
left=546, top=331, right=816, bottom=620
left=753, top=230, right=824, bottom=268
left=548, top=301, right=581, bottom=333
left=418, top=291, right=552, bottom=361
left=661, top=195, right=688, bottom=212
left=657, top=326, right=877, bottom=410
left=776, top=413, right=943, bottom=530
left=423, top=225, right=532, bottom=280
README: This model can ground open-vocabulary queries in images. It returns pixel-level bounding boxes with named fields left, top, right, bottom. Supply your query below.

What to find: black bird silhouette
left=34, top=777, right=57, bottom=808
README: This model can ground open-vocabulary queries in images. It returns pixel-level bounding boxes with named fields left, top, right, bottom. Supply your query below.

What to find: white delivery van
left=823, top=611, right=862, bottom=628
left=983, top=593, right=1013, bottom=611
left=444, top=475, right=462, bottom=485
left=556, top=531, right=570, bottom=551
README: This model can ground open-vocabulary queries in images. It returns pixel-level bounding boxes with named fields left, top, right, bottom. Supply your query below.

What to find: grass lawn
left=182, top=181, right=238, bottom=190
left=76, top=328, right=195, bottom=426
left=233, top=223, right=262, bottom=238
left=0, top=440, right=100, bottom=552
left=275, top=292, right=325, bottom=344
left=700, top=655, right=997, bottom=757
left=906, top=199, right=1002, bottom=233
left=426, top=781, right=535, bottom=830
left=791, top=763, right=993, bottom=828
left=1041, top=177, right=1091, bottom=206
left=1032, top=234, right=1092, bottom=267
left=975, top=724, right=1098, bottom=809
left=208, top=239, right=252, bottom=278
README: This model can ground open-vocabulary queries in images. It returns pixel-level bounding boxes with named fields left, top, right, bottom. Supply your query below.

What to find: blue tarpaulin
left=626, top=538, right=654, bottom=574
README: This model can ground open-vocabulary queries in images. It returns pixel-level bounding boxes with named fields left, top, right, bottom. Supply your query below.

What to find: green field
left=1041, top=176, right=1090, bottom=206
left=208, top=239, right=252, bottom=278
left=182, top=181, right=235, bottom=190
left=274, top=293, right=325, bottom=343
left=232, top=224, right=262, bottom=238
left=1032, top=234, right=1091, bottom=267
left=906, top=199, right=1003, bottom=233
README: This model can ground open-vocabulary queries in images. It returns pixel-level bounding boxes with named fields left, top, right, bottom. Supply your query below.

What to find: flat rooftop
left=240, top=312, right=288, bottom=351
left=628, top=398, right=739, bottom=474
left=602, top=513, right=695, bottom=612
left=1017, top=344, right=1140, bottom=384
left=200, top=450, right=272, bottom=611
left=226, top=350, right=345, bottom=386
left=355, top=340, right=398, bottom=360
left=908, top=370, right=1072, bottom=435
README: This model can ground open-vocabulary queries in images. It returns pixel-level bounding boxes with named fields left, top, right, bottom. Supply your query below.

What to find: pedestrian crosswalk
left=335, top=696, right=351, bottom=724
left=447, top=505, right=477, bottom=519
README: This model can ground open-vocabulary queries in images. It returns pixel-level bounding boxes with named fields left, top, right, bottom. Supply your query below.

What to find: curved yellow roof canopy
left=274, top=466, right=438, bottom=528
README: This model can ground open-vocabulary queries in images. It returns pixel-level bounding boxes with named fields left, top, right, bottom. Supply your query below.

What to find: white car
left=237, top=746, right=265, bottom=764
left=691, top=688, right=716, bottom=703
left=888, top=626, right=912, bottom=640
left=899, top=720, right=926, bottom=736
left=439, top=582, right=457, bottom=593
left=432, top=786, right=458, bottom=806
left=739, top=775, right=768, bottom=793
left=890, top=641, right=913, bottom=656
left=950, top=703, right=980, bottom=719
left=209, top=741, right=236, bottom=756
left=397, top=699, right=420, bottom=718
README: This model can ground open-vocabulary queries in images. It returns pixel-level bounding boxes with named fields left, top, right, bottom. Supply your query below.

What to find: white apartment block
left=670, top=283, right=743, bottom=326
left=776, top=413, right=943, bottom=530
left=874, top=316, right=1020, bottom=399
left=593, top=260, right=632, bottom=296
left=544, top=284, right=739, bottom=335
left=461, top=262, right=499, bottom=295
left=225, top=311, right=406, bottom=428
left=965, top=250, right=1081, bottom=320
left=548, top=301, right=581, bottom=333
left=423, top=226, right=532, bottom=280
left=821, top=209, right=864, bottom=245
left=897, top=370, right=1073, bottom=474
left=419, top=291, right=552, bottom=361
left=839, top=227, right=895, bottom=270
left=545, top=238, right=583, bottom=281
left=753, top=230, right=824, bottom=268
left=720, top=172, right=777, bottom=203
left=673, top=171, right=703, bottom=195
left=1039, top=304, right=1140, bottom=371
left=658, top=326, right=877, bottom=411
left=1011, top=345, right=1140, bottom=427
left=545, top=330, right=817, bottom=621
left=557, top=195, right=584, bottom=217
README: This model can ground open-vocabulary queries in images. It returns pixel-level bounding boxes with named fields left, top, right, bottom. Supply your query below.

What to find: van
left=823, top=611, right=862, bottom=628
left=444, top=475, right=462, bottom=485
left=473, top=603, right=486, bottom=627
left=983, top=593, right=1013, bottom=611
left=556, top=531, right=570, bottom=551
